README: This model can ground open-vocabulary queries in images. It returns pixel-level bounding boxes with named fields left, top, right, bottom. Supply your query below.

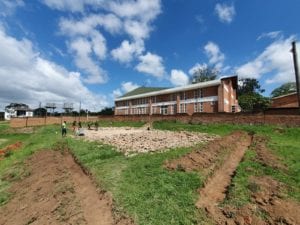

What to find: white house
left=5, top=103, right=33, bottom=120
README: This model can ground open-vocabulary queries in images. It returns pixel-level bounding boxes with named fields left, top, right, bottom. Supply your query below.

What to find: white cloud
left=0, top=0, right=24, bottom=16
left=108, top=0, right=161, bottom=22
left=42, top=0, right=106, bottom=13
left=113, top=81, right=139, bottom=98
left=204, top=41, right=225, bottom=70
left=188, top=63, right=208, bottom=75
left=69, top=37, right=107, bottom=84
left=257, top=31, right=282, bottom=41
left=236, top=36, right=299, bottom=84
left=124, top=19, right=151, bottom=41
left=59, top=14, right=122, bottom=36
left=136, top=52, right=165, bottom=77
left=0, top=27, right=108, bottom=111
left=111, top=40, right=144, bottom=64
left=56, top=1, right=163, bottom=80
left=121, top=81, right=139, bottom=93
left=215, top=3, right=235, bottom=24
left=170, top=70, right=189, bottom=86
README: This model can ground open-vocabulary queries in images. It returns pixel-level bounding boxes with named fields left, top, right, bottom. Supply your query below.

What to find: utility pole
left=79, top=101, right=81, bottom=122
left=291, top=41, right=300, bottom=111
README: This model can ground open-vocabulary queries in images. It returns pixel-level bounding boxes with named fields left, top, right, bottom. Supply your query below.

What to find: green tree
left=270, top=82, right=296, bottom=97
left=190, top=67, right=219, bottom=84
left=237, top=78, right=270, bottom=112
left=98, top=107, right=114, bottom=115
left=237, top=78, right=265, bottom=95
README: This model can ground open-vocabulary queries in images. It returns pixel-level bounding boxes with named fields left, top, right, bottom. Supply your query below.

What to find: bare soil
left=82, top=127, right=216, bottom=155
left=196, top=132, right=252, bottom=211
left=252, top=135, right=287, bottom=171
left=165, top=131, right=300, bottom=225
left=0, top=141, right=22, bottom=160
left=165, top=131, right=249, bottom=175
left=0, top=150, right=133, bottom=225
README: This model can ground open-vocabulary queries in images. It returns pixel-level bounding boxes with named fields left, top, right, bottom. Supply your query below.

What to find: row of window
left=117, top=89, right=206, bottom=106
left=117, top=102, right=215, bottom=115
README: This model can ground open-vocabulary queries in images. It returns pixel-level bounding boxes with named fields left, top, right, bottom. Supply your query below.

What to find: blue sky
left=0, top=0, right=300, bottom=111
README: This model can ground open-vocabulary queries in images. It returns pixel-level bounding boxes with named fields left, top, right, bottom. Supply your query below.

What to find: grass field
left=0, top=120, right=299, bottom=224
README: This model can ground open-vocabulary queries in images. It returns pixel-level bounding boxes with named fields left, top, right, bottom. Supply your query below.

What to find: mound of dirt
left=0, top=150, right=133, bottom=225
left=252, top=135, right=287, bottom=170
left=83, top=127, right=216, bottom=155
left=164, top=131, right=250, bottom=174
left=221, top=176, right=300, bottom=225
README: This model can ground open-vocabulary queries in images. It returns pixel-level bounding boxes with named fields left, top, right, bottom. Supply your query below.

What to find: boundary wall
left=10, top=116, right=99, bottom=128
left=10, top=108, right=300, bottom=127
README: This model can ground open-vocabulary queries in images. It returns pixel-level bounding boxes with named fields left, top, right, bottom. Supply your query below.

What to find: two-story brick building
left=114, top=76, right=240, bottom=116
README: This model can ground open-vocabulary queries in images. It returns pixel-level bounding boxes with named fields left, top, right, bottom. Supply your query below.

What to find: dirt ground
left=0, top=150, right=133, bottom=225
left=0, top=141, right=22, bottom=160
left=81, top=127, right=216, bottom=155
left=165, top=131, right=300, bottom=225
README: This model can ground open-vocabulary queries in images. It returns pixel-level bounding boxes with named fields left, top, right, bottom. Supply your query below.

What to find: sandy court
left=81, top=127, right=216, bottom=155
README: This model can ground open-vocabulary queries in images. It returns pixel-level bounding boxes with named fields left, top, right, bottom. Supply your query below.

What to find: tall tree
left=237, top=78, right=265, bottom=95
left=190, top=67, right=219, bottom=84
left=237, top=78, right=270, bottom=112
left=270, top=82, right=296, bottom=97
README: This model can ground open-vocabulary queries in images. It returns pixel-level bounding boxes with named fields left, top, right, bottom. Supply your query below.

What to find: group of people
left=61, top=120, right=100, bottom=137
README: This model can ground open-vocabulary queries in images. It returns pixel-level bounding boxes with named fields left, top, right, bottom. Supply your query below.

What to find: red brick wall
left=111, top=112, right=300, bottom=126
left=10, top=112, right=300, bottom=128
left=10, top=116, right=99, bottom=128
left=271, top=94, right=299, bottom=108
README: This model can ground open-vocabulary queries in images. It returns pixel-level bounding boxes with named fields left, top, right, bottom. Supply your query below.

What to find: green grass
left=66, top=138, right=203, bottom=225
left=154, top=121, right=300, bottom=205
left=0, top=125, right=63, bottom=205
left=0, top=121, right=299, bottom=225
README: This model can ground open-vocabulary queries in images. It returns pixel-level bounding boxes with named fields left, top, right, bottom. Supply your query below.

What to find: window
left=152, top=96, right=156, bottom=103
left=180, top=104, right=186, bottom=113
left=200, top=102, right=203, bottom=112
left=170, top=94, right=177, bottom=101
left=160, top=105, right=168, bottom=115
left=170, top=104, right=177, bottom=114
left=180, top=92, right=186, bottom=100
left=194, top=103, right=199, bottom=112
left=194, top=103, right=203, bottom=112
left=194, top=89, right=203, bottom=99
left=231, top=105, right=236, bottom=113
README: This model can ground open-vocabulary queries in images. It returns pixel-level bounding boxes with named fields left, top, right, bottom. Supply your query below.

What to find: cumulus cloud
left=113, top=81, right=139, bottom=98
left=204, top=41, right=225, bottom=70
left=59, top=14, right=122, bottom=36
left=215, top=3, right=235, bottom=24
left=236, top=36, right=299, bottom=84
left=0, top=0, right=24, bottom=16
left=135, top=52, right=165, bottom=77
left=111, top=40, right=144, bottom=64
left=0, top=26, right=108, bottom=111
left=170, top=70, right=189, bottom=86
left=55, top=0, right=164, bottom=81
left=42, top=0, right=106, bottom=13
left=69, top=36, right=107, bottom=84
left=108, top=0, right=161, bottom=22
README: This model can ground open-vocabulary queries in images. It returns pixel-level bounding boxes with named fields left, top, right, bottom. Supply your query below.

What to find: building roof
left=115, top=76, right=238, bottom=102
left=271, top=92, right=297, bottom=99
left=115, top=77, right=232, bottom=101
left=121, top=87, right=168, bottom=98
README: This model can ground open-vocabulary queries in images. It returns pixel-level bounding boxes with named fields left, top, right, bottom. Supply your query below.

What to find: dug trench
left=165, top=131, right=300, bottom=225
left=0, top=146, right=133, bottom=225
